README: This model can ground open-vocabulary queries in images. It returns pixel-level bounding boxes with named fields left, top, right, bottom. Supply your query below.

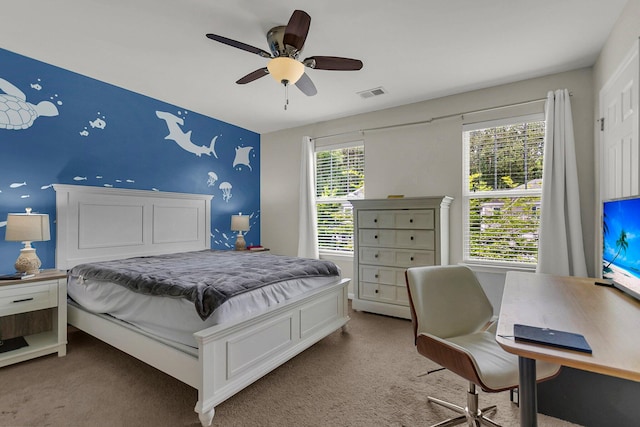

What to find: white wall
left=261, top=68, right=595, bottom=307
left=592, top=0, right=640, bottom=260
left=593, top=0, right=640, bottom=89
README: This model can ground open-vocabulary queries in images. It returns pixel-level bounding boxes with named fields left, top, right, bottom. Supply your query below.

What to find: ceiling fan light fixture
left=267, top=57, right=304, bottom=85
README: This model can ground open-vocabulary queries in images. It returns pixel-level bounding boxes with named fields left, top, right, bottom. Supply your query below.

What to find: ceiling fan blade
left=206, top=34, right=272, bottom=58
left=236, top=68, right=269, bottom=84
left=303, top=56, right=363, bottom=71
left=295, top=73, right=317, bottom=96
left=283, top=10, right=311, bottom=51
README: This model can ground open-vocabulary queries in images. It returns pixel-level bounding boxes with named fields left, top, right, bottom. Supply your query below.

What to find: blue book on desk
left=514, top=324, right=592, bottom=354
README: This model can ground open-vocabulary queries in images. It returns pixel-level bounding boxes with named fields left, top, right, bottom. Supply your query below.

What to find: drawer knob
left=410, top=256, right=414, bottom=261
left=410, top=236, right=414, bottom=240
left=375, top=289, right=379, bottom=294
left=410, top=218, right=414, bottom=223
left=12, top=297, right=35, bottom=303
left=374, top=253, right=379, bottom=258
left=374, top=218, right=378, bottom=223
left=374, top=235, right=378, bottom=239
left=374, top=274, right=379, bottom=278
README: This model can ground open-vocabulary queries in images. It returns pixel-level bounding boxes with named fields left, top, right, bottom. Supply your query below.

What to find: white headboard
left=54, top=185, right=212, bottom=270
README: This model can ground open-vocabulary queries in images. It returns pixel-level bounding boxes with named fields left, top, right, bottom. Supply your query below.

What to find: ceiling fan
left=206, top=9, right=363, bottom=105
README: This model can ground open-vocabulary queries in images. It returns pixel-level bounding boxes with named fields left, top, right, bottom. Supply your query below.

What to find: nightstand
left=245, top=248, right=270, bottom=253
left=0, top=269, right=67, bottom=367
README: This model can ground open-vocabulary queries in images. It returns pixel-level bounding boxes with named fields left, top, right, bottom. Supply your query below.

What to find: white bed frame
left=53, top=185, right=350, bottom=426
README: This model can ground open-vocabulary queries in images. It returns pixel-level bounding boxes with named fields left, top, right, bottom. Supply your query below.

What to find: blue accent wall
left=0, top=48, right=260, bottom=274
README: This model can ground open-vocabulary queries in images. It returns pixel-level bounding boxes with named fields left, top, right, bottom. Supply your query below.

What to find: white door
left=599, top=39, right=639, bottom=201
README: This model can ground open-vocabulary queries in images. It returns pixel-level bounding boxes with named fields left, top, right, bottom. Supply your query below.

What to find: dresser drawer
left=358, top=209, right=434, bottom=229
left=359, top=229, right=434, bottom=249
left=360, top=282, right=409, bottom=306
left=360, top=265, right=406, bottom=286
left=358, top=211, right=396, bottom=228
left=394, top=211, right=434, bottom=229
left=359, top=247, right=435, bottom=267
left=0, top=281, right=58, bottom=317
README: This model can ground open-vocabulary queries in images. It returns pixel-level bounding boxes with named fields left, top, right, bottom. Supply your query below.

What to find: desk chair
left=405, top=265, right=560, bottom=427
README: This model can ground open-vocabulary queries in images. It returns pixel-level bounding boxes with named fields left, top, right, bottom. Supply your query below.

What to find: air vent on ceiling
left=357, top=87, right=387, bottom=99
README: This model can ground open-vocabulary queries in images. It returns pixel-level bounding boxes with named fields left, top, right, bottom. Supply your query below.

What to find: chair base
left=427, top=382, right=501, bottom=427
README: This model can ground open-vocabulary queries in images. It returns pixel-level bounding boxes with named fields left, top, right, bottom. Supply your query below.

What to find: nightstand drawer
left=0, top=282, right=58, bottom=317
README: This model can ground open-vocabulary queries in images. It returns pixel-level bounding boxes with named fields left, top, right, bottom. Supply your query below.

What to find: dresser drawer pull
left=409, top=219, right=413, bottom=223
left=374, top=218, right=378, bottom=223
left=410, top=256, right=414, bottom=261
left=374, top=235, right=378, bottom=239
left=410, top=236, right=414, bottom=240
left=12, top=297, right=35, bottom=303
left=374, top=274, right=379, bottom=278
left=374, top=253, right=379, bottom=258
left=375, top=289, right=379, bottom=294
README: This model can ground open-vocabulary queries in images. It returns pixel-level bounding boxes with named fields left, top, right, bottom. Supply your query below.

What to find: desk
left=496, top=272, right=640, bottom=427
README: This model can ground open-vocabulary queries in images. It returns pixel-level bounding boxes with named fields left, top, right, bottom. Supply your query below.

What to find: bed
left=53, top=184, right=350, bottom=426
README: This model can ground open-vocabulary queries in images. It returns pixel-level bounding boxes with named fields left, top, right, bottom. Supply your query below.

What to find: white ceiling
left=1, top=0, right=628, bottom=134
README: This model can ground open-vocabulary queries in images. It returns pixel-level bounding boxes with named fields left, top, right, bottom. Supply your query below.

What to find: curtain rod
left=311, top=93, right=571, bottom=143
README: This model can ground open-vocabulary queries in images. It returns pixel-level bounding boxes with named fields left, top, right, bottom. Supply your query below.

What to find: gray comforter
left=69, top=250, right=340, bottom=320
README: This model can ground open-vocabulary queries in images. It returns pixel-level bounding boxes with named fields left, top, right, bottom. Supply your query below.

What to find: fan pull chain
left=284, top=81, right=289, bottom=111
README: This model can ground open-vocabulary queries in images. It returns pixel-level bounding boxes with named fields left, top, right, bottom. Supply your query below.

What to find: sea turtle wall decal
left=0, top=77, right=59, bottom=130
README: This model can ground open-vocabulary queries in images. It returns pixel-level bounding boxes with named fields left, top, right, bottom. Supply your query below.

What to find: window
left=315, top=141, right=365, bottom=254
left=463, top=114, right=545, bottom=266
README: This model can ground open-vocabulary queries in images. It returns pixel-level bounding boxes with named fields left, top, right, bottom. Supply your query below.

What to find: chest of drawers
left=350, top=197, right=452, bottom=319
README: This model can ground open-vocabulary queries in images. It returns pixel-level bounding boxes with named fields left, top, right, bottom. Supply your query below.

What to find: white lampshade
left=231, top=214, right=250, bottom=251
left=230, top=214, right=250, bottom=232
left=5, top=211, right=51, bottom=242
left=267, top=57, right=305, bottom=84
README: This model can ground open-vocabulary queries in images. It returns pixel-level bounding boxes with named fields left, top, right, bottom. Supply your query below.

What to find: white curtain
left=297, top=136, right=319, bottom=259
left=536, top=89, right=587, bottom=276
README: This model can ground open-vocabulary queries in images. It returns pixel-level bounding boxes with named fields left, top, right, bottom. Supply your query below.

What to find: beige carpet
left=0, top=306, right=580, bottom=427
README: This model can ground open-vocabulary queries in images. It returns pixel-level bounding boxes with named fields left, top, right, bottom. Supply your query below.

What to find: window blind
left=315, top=143, right=364, bottom=253
left=463, top=115, right=545, bottom=265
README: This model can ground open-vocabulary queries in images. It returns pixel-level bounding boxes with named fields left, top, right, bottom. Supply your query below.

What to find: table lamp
left=230, top=213, right=250, bottom=251
left=5, top=208, right=51, bottom=275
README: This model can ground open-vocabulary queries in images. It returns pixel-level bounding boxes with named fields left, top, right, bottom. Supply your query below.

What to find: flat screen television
left=602, top=195, right=640, bottom=301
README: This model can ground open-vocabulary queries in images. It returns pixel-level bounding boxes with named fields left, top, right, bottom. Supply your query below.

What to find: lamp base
left=234, top=234, right=247, bottom=251
left=15, top=247, right=41, bottom=275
